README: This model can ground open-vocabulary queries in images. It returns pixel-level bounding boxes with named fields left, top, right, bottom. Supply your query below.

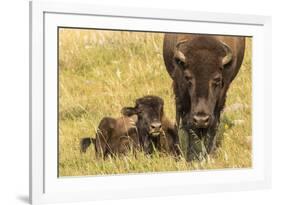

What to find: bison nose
left=193, top=114, right=210, bottom=128
left=150, top=122, right=162, bottom=132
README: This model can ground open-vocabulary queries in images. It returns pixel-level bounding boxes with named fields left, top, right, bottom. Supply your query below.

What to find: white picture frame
left=29, top=0, right=272, bottom=204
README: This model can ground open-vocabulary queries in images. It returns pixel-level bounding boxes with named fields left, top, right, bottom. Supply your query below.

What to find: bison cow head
left=173, top=37, right=233, bottom=131
left=121, top=96, right=164, bottom=150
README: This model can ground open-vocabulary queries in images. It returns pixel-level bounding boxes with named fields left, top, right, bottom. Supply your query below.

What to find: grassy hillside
left=58, top=28, right=252, bottom=176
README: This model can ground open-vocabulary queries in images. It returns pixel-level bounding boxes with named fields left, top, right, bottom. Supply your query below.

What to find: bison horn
left=176, top=39, right=189, bottom=48
left=175, top=50, right=186, bottom=62
left=175, top=40, right=188, bottom=62
left=222, top=42, right=233, bottom=66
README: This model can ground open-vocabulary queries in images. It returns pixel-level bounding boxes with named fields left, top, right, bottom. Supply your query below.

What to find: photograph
left=58, top=28, right=252, bottom=177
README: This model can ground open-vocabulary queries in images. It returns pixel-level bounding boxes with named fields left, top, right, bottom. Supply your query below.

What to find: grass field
left=58, top=28, right=252, bottom=177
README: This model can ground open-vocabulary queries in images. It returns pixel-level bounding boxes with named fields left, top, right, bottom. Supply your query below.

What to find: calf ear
left=121, top=107, right=137, bottom=116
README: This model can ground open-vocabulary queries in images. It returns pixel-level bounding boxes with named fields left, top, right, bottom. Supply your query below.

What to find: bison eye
left=213, top=77, right=222, bottom=87
left=174, top=57, right=185, bottom=68
left=137, top=109, right=143, bottom=114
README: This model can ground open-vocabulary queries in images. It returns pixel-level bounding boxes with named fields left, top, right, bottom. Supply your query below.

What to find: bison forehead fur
left=135, top=95, right=164, bottom=108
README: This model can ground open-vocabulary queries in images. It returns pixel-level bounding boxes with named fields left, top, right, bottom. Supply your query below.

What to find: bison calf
left=121, top=95, right=182, bottom=157
left=81, top=114, right=139, bottom=158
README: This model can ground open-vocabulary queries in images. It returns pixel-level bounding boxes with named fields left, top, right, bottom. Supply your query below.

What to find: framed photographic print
left=29, top=0, right=272, bottom=204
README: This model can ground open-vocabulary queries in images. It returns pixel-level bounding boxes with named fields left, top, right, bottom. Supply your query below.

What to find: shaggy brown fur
left=81, top=115, right=139, bottom=158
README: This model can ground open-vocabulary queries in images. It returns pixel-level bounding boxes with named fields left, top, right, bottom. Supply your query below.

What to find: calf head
left=121, top=96, right=164, bottom=146
left=173, top=37, right=233, bottom=132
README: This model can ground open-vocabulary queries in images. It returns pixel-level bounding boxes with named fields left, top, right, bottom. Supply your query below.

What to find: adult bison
left=163, top=34, right=245, bottom=161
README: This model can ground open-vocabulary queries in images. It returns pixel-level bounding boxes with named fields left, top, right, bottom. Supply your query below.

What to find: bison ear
left=222, top=42, right=233, bottom=66
left=121, top=107, right=137, bottom=116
